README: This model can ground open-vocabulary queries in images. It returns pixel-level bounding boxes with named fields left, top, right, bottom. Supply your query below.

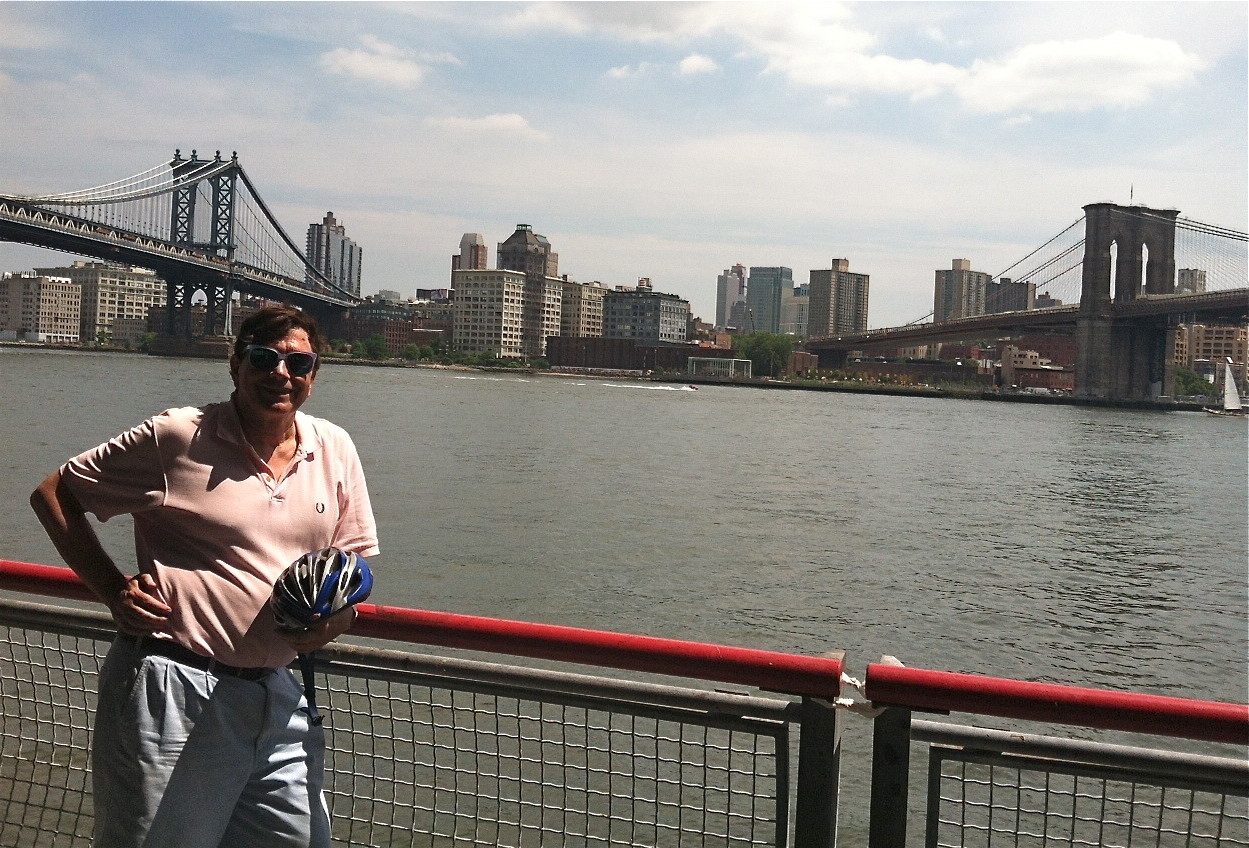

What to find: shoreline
left=0, top=340, right=1211, bottom=411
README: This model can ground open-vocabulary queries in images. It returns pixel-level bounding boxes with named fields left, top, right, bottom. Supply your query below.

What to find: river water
left=1, top=347, right=1245, bottom=834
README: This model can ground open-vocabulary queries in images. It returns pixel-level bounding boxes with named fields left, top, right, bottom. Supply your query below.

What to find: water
left=2, top=347, right=1246, bottom=835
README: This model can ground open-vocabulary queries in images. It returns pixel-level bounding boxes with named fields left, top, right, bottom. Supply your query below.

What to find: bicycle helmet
left=271, top=547, right=373, bottom=631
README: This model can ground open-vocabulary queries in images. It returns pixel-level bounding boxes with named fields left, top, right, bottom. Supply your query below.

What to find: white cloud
left=498, top=2, right=1209, bottom=116
left=0, top=9, right=61, bottom=49
left=319, top=35, right=432, bottom=88
left=607, top=63, right=660, bottom=79
left=956, top=32, right=1206, bottom=114
left=679, top=54, right=720, bottom=76
left=495, top=1, right=726, bottom=42
left=424, top=113, right=550, bottom=141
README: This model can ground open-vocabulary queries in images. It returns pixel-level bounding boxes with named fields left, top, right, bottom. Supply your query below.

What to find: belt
left=120, top=634, right=274, bottom=682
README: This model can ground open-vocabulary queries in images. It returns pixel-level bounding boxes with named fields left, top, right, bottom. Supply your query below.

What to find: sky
left=0, top=1, right=1245, bottom=328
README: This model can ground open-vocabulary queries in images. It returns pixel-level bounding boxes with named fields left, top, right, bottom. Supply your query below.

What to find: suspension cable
left=993, top=217, right=1085, bottom=281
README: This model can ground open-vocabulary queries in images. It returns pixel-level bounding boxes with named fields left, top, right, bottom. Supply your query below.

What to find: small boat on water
left=1204, top=359, right=1245, bottom=416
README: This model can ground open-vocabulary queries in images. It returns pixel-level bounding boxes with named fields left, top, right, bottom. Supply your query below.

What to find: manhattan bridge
left=0, top=150, right=359, bottom=342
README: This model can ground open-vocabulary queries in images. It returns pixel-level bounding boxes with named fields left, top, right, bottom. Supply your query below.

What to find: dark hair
left=233, top=305, right=325, bottom=358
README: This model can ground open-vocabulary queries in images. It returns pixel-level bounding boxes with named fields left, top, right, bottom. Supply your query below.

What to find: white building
left=451, top=269, right=527, bottom=358
left=560, top=279, right=606, bottom=339
left=522, top=275, right=564, bottom=359
left=780, top=285, right=809, bottom=337
left=33, top=262, right=165, bottom=345
left=0, top=273, right=82, bottom=342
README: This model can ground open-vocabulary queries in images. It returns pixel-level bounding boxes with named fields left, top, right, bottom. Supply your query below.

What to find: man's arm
left=278, top=606, right=358, bottom=654
left=30, top=469, right=170, bottom=636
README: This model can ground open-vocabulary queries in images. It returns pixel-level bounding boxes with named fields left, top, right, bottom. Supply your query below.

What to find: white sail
left=1223, top=359, right=1243, bottom=412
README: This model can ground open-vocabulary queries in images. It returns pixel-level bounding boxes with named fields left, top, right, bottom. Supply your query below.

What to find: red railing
left=0, top=560, right=843, bottom=698
left=2, top=559, right=1244, bottom=743
left=865, top=661, right=1248, bottom=744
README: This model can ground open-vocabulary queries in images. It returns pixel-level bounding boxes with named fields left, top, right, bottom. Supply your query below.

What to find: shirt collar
left=218, top=397, right=322, bottom=458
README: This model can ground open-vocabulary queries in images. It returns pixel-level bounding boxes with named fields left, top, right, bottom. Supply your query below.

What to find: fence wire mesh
left=319, top=669, right=787, bottom=847
left=0, top=627, right=99, bottom=848
left=926, top=746, right=1249, bottom=848
left=0, top=616, right=790, bottom=848
left=2, top=603, right=1245, bottom=848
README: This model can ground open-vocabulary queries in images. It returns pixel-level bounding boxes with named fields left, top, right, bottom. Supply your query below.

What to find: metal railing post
left=868, top=706, right=912, bottom=847
left=794, top=695, right=842, bottom=848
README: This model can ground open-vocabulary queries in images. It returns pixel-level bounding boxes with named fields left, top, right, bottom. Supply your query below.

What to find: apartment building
left=34, top=262, right=165, bottom=345
left=1174, top=323, right=1248, bottom=370
left=603, top=282, right=690, bottom=344
left=808, top=259, right=869, bottom=337
left=560, top=279, right=606, bottom=338
left=934, top=259, right=991, bottom=323
left=451, top=269, right=527, bottom=358
left=0, top=273, right=82, bottom=342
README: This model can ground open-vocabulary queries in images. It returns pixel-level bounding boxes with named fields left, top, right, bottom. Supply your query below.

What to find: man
left=30, top=304, right=379, bottom=848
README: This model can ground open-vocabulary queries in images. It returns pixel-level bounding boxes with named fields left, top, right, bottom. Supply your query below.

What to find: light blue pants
left=92, top=637, right=330, bottom=848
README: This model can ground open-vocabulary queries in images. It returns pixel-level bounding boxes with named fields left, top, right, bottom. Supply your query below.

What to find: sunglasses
left=242, top=345, right=319, bottom=377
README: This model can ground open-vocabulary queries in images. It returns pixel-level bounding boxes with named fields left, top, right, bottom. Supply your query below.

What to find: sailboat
left=1204, top=358, right=1245, bottom=416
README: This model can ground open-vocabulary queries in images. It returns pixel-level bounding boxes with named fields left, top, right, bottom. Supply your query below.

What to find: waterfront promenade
left=0, top=559, right=1245, bottom=847
left=1, top=345, right=1244, bottom=842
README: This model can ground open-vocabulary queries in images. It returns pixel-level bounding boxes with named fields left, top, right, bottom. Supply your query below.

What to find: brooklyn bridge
left=1, top=151, right=1246, bottom=402
left=806, top=204, right=1247, bottom=402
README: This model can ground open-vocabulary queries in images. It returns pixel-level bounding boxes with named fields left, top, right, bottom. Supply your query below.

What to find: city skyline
left=0, top=2, right=1245, bottom=328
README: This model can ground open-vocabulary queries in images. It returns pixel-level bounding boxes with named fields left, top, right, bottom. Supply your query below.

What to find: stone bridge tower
left=1075, top=203, right=1179, bottom=401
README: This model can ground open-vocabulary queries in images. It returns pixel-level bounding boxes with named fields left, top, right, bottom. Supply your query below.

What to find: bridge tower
left=163, top=149, right=239, bottom=341
left=1075, top=203, right=1179, bottom=401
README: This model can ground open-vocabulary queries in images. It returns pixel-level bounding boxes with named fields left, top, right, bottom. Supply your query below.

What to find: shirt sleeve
left=61, top=419, right=167, bottom=522
left=331, top=431, right=380, bottom=559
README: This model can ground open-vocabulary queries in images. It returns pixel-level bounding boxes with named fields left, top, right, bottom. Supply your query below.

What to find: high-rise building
left=808, top=259, right=870, bottom=337
left=521, top=275, right=563, bottom=359
left=497, top=224, right=558, bottom=278
left=560, top=280, right=606, bottom=338
left=34, top=261, right=165, bottom=345
left=494, top=225, right=563, bottom=358
left=985, top=277, right=1036, bottom=314
left=780, top=284, right=809, bottom=336
left=1177, top=268, right=1207, bottom=295
left=715, top=265, right=746, bottom=329
left=451, top=269, right=527, bottom=359
left=603, top=284, right=690, bottom=344
left=0, top=273, right=81, bottom=342
left=934, top=259, right=991, bottom=323
left=452, top=233, right=488, bottom=271
left=306, top=211, right=363, bottom=297
left=745, top=267, right=792, bottom=334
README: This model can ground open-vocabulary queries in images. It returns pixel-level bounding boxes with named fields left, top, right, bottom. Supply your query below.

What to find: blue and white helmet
left=272, top=547, right=373, bottom=631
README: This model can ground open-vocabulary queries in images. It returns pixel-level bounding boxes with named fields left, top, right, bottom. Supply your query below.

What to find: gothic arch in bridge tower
left=1081, top=203, right=1178, bottom=305
left=1075, top=203, right=1180, bottom=402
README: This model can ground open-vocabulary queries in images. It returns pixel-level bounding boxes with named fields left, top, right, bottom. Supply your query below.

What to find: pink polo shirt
left=62, top=401, right=380, bottom=669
